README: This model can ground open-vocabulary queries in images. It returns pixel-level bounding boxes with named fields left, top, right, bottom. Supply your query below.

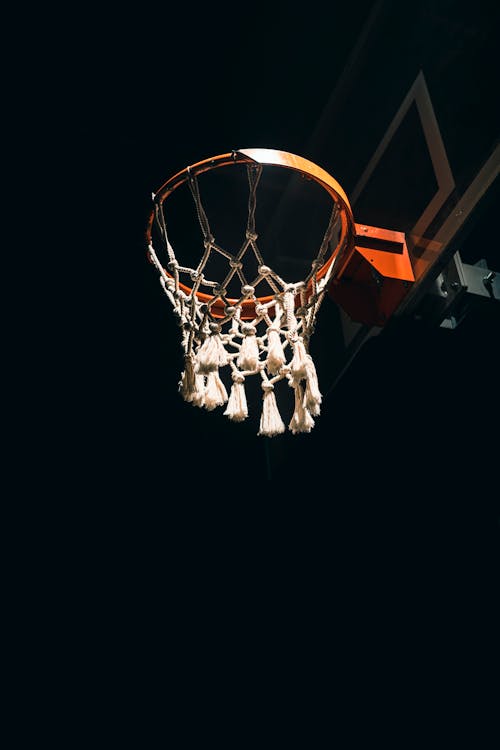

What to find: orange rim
left=146, top=148, right=355, bottom=319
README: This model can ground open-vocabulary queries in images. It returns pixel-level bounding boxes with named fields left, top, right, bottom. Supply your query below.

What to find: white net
left=148, top=157, right=343, bottom=437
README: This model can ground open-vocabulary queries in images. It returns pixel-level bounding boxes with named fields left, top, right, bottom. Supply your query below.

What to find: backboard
left=299, top=0, right=499, bottom=378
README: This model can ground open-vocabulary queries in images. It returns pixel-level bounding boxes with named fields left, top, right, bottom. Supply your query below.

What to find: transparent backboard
left=299, top=1, right=499, bottom=356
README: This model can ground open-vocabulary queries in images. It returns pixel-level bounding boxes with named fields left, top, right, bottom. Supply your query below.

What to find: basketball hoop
left=146, top=148, right=355, bottom=436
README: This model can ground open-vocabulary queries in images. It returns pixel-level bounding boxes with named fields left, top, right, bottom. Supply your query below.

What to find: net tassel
left=303, top=355, right=322, bottom=416
left=266, top=326, right=286, bottom=374
left=179, top=354, right=196, bottom=402
left=196, top=333, right=228, bottom=374
left=203, top=370, right=228, bottom=411
left=290, top=337, right=309, bottom=380
left=179, top=356, right=206, bottom=408
left=191, top=374, right=206, bottom=408
left=224, top=374, right=248, bottom=422
left=237, top=327, right=260, bottom=371
left=258, top=382, right=285, bottom=437
left=289, top=382, right=315, bottom=434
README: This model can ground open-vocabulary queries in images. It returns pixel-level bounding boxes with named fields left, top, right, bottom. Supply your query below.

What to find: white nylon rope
left=150, top=165, right=341, bottom=436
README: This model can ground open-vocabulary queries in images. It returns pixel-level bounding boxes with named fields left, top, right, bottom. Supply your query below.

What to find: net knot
left=229, top=260, right=243, bottom=269
left=241, top=285, right=255, bottom=296
left=246, top=231, right=258, bottom=242
left=284, top=282, right=305, bottom=294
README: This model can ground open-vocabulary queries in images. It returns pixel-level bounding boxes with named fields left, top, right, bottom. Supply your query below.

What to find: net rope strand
left=148, top=161, right=342, bottom=436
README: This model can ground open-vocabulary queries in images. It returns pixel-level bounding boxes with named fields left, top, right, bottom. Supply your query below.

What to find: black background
left=35, top=0, right=500, bottom=729
left=71, top=0, right=500, bottom=485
